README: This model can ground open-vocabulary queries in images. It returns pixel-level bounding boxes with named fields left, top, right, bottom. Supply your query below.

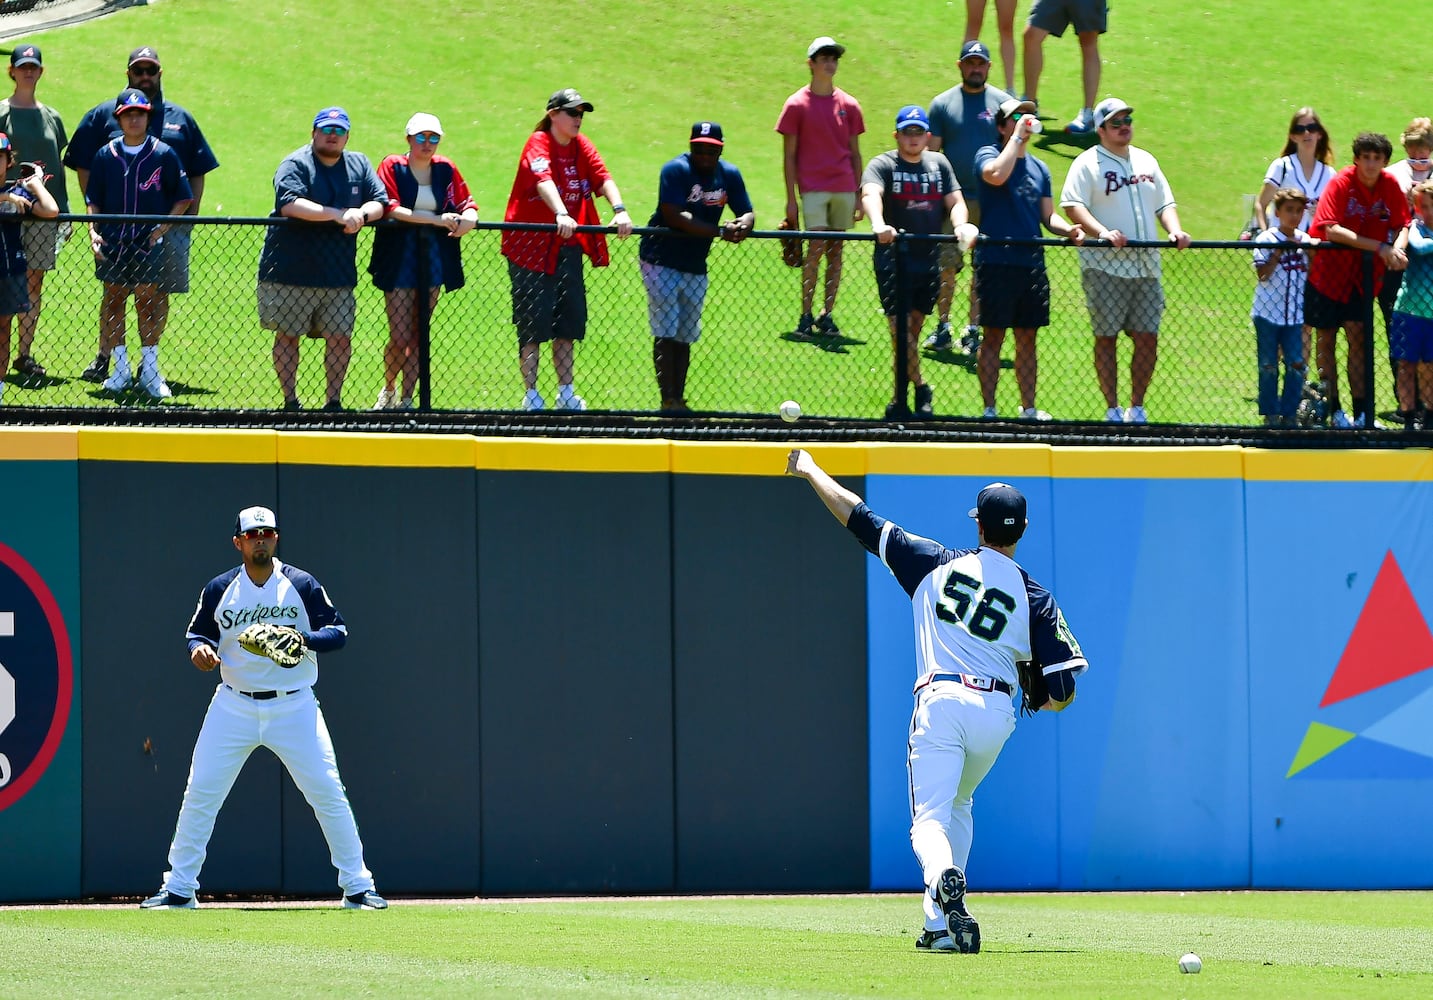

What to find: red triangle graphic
left=1320, top=551, right=1433, bottom=707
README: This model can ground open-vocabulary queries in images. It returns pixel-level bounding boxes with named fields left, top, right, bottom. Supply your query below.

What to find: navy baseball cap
left=895, top=105, right=931, bottom=132
left=968, top=483, right=1027, bottom=545
left=314, top=106, right=351, bottom=131
left=235, top=506, right=278, bottom=534
left=690, top=121, right=724, bottom=146
left=128, top=46, right=160, bottom=68
left=10, top=45, right=42, bottom=68
left=960, top=40, right=992, bottom=62
left=115, top=88, right=151, bottom=113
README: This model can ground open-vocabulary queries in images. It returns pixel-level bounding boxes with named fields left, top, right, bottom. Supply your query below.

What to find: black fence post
left=892, top=234, right=910, bottom=417
left=1362, top=250, right=1376, bottom=425
left=416, top=229, right=433, bottom=411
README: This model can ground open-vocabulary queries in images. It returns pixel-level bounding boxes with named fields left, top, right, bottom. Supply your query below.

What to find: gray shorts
left=257, top=281, right=356, bottom=338
left=1081, top=269, right=1163, bottom=337
left=155, top=224, right=192, bottom=294
left=641, top=260, right=709, bottom=344
left=1028, top=0, right=1108, bottom=36
left=21, top=219, right=69, bottom=272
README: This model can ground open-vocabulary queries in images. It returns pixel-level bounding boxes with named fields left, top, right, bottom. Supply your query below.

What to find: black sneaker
left=80, top=353, right=109, bottom=383
left=343, top=889, right=388, bottom=910
left=323, top=398, right=345, bottom=412
left=914, top=383, right=934, bottom=418
left=933, top=867, right=980, bottom=953
left=923, top=321, right=954, bottom=351
left=792, top=312, right=815, bottom=340
left=140, top=889, right=196, bottom=910
left=960, top=326, right=982, bottom=356
left=885, top=399, right=911, bottom=421
left=12, top=354, right=45, bottom=379
left=814, top=313, right=840, bottom=337
left=915, top=929, right=956, bottom=952
left=283, top=398, right=303, bottom=411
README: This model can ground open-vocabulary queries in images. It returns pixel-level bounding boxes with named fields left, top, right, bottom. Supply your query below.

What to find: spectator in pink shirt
left=776, top=36, right=865, bottom=340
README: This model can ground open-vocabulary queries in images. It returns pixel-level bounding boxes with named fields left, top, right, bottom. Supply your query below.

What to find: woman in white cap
left=368, top=112, right=478, bottom=410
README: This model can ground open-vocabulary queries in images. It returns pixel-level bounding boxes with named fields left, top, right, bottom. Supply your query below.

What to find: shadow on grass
left=780, top=329, right=865, bottom=354
left=88, top=380, right=216, bottom=407
left=3, top=371, right=66, bottom=391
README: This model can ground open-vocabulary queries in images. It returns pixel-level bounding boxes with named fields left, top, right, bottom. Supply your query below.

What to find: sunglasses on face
left=559, top=108, right=584, bottom=119
left=898, top=126, right=927, bottom=136
left=130, top=64, right=159, bottom=76
left=412, top=133, right=441, bottom=145
left=240, top=528, right=277, bottom=540
left=1408, top=157, right=1432, bottom=167
left=318, top=126, right=348, bottom=136
left=1291, top=123, right=1321, bottom=134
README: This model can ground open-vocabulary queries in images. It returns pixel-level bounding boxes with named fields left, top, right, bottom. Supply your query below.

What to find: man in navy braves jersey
left=140, top=505, right=386, bottom=910
left=861, top=105, right=975, bottom=420
left=84, top=88, right=192, bottom=400
left=785, top=449, right=1087, bottom=953
left=66, top=46, right=218, bottom=384
left=638, top=121, right=755, bottom=412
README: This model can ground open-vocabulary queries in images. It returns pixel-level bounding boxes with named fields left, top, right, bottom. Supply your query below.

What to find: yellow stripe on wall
left=1244, top=448, right=1433, bottom=482
left=78, top=428, right=277, bottom=463
left=0, top=427, right=79, bottom=460
left=478, top=437, right=670, bottom=473
left=280, top=432, right=477, bottom=468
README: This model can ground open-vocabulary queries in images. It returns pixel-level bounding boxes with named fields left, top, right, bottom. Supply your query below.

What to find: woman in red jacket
left=501, top=88, right=632, bottom=411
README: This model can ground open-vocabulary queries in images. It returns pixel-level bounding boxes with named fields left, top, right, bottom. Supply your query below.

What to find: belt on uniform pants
left=227, top=685, right=303, bottom=700
left=924, top=673, right=1012, bottom=696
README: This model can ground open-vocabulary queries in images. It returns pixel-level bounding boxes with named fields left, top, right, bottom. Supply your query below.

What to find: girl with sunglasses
left=1254, top=107, right=1334, bottom=234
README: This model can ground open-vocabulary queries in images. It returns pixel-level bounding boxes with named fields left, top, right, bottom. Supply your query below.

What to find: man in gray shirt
left=925, top=40, right=1011, bottom=353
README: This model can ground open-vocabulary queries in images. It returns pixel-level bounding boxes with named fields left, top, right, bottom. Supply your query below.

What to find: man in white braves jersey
left=785, top=450, right=1087, bottom=953
left=1060, top=97, right=1191, bottom=424
left=139, top=505, right=386, bottom=910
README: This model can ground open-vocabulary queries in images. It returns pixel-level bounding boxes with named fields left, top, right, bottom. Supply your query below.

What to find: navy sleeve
left=725, top=164, right=754, bottom=216
left=63, top=105, right=110, bottom=171
left=272, top=151, right=311, bottom=209
left=356, top=154, right=386, bottom=205
left=1026, top=575, right=1088, bottom=678
left=846, top=502, right=952, bottom=597
left=282, top=564, right=348, bottom=652
left=178, top=109, right=219, bottom=175
left=184, top=569, right=238, bottom=654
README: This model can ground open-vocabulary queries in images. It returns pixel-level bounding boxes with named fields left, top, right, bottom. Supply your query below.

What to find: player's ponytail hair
left=535, top=111, right=555, bottom=134
left=1280, top=107, right=1332, bottom=165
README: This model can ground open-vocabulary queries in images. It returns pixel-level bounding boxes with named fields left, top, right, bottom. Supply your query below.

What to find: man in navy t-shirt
left=638, top=121, right=754, bottom=413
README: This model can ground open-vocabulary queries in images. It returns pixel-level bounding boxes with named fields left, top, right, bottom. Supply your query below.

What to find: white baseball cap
left=807, top=36, right=845, bottom=59
left=405, top=112, right=444, bottom=136
left=235, top=506, right=278, bottom=534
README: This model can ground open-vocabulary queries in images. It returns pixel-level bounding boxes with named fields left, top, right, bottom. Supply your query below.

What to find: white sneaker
left=523, top=388, right=545, bottom=411
left=1020, top=407, right=1053, bottom=421
left=1105, top=406, right=1124, bottom=422
left=555, top=387, right=587, bottom=411
left=982, top=406, right=998, bottom=419
left=1066, top=108, right=1095, bottom=134
left=1124, top=405, right=1148, bottom=424
left=1331, top=409, right=1354, bottom=428
left=398, top=397, right=415, bottom=410
left=373, top=387, right=395, bottom=410
left=103, top=367, right=133, bottom=392
left=137, top=363, right=172, bottom=399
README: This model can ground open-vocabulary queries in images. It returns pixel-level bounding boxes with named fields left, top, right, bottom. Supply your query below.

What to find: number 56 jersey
left=847, top=503, right=1087, bottom=692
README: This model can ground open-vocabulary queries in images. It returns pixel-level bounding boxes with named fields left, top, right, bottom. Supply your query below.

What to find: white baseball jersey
left=1252, top=227, right=1316, bottom=325
left=846, top=504, right=1087, bottom=694
left=1262, top=155, right=1333, bottom=230
left=185, top=558, right=347, bottom=692
left=1061, top=143, right=1176, bottom=279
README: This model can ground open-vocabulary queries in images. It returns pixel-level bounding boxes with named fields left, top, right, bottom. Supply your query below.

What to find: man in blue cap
left=257, top=107, right=386, bottom=411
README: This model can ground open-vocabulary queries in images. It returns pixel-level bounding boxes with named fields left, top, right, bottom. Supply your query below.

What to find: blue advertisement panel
left=1248, top=478, right=1433, bottom=888
left=0, top=457, right=81, bottom=901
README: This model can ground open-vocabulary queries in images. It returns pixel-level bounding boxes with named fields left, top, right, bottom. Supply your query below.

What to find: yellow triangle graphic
left=1287, top=722, right=1357, bottom=777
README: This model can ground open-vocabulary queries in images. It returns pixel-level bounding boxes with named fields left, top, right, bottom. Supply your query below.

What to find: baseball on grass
left=779, top=399, right=802, bottom=422
left=1178, top=953, right=1202, bottom=974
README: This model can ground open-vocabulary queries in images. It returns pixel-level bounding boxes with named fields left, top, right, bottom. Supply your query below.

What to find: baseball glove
left=1015, top=659, right=1049, bottom=716
left=236, top=623, right=306, bottom=668
left=778, top=218, right=804, bottom=268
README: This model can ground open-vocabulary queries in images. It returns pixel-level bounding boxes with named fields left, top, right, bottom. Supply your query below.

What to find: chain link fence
left=0, top=215, right=1421, bottom=429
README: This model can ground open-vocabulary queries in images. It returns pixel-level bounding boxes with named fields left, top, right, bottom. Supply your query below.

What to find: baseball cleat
left=915, top=929, right=957, bottom=952
left=140, top=889, right=197, bottom=909
left=933, top=867, right=980, bottom=953
left=343, top=889, right=389, bottom=910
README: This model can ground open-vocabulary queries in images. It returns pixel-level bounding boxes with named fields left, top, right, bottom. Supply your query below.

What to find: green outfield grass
left=5, top=891, right=1433, bottom=998
left=1, top=0, right=1422, bottom=421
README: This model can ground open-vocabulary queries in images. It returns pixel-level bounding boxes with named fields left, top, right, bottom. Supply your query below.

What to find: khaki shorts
left=21, top=219, right=70, bottom=272
left=1081, top=269, right=1164, bottom=337
left=257, top=281, right=356, bottom=338
left=937, top=201, right=980, bottom=271
left=801, top=190, right=857, bottom=230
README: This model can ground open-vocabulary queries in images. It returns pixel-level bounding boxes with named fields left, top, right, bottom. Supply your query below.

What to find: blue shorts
left=640, top=260, right=709, bottom=344
left=0, top=270, right=28, bottom=314
left=1390, top=312, right=1433, bottom=363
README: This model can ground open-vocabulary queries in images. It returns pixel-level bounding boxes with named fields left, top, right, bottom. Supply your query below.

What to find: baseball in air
left=1178, top=953, right=1202, bottom=974
left=779, top=400, right=802, bottom=422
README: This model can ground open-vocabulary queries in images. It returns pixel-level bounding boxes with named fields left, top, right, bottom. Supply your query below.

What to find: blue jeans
left=1254, top=316, right=1305, bottom=417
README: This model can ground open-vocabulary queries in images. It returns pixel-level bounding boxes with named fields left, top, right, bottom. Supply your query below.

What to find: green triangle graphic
left=1287, top=722, right=1357, bottom=777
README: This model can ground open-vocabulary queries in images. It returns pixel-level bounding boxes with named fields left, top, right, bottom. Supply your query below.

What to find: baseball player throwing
left=140, top=505, right=386, bottom=910
left=785, top=450, right=1087, bottom=952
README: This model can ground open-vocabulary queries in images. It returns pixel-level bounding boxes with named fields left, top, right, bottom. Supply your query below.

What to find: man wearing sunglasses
left=258, top=106, right=387, bottom=410
left=1060, top=97, right=1190, bottom=424
left=140, top=505, right=386, bottom=911
left=65, top=46, right=219, bottom=385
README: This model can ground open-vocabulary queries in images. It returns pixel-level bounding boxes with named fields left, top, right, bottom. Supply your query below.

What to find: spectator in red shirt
left=500, top=88, right=632, bottom=412
left=1306, top=132, right=1410, bottom=428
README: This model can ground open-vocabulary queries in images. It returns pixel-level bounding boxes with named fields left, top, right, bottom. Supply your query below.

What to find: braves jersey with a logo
left=1261, top=155, right=1332, bottom=231
left=0, top=182, right=36, bottom=276
left=639, top=153, right=753, bottom=274
left=927, top=84, right=1012, bottom=200
left=64, top=95, right=218, bottom=179
left=84, top=135, right=192, bottom=248
left=502, top=130, right=613, bottom=274
left=1252, top=227, right=1315, bottom=325
left=185, top=558, right=347, bottom=693
left=846, top=503, right=1087, bottom=693
left=862, top=150, right=958, bottom=270
left=1307, top=166, right=1411, bottom=301
left=1061, top=143, right=1175, bottom=278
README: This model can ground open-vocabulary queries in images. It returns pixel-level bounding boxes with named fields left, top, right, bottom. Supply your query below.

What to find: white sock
left=558, top=383, right=575, bottom=396
left=141, top=344, right=159, bottom=369
left=112, top=345, right=128, bottom=371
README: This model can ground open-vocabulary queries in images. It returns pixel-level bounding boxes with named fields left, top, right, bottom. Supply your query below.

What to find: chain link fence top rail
left=0, top=216, right=1425, bottom=430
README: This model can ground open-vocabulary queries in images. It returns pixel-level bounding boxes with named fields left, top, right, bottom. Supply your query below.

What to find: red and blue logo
left=0, top=542, right=73, bottom=810
left=1288, top=551, right=1433, bottom=778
